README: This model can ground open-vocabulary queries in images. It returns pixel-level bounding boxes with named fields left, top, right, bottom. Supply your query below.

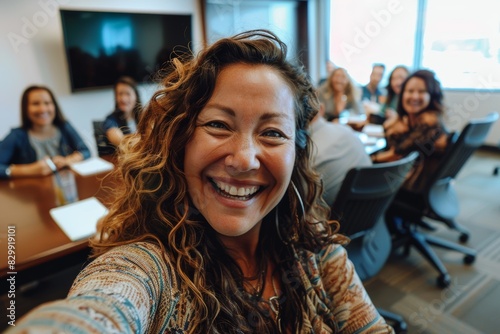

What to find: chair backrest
left=331, top=151, right=418, bottom=239
left=92, top=121, right=115, bottom=156
left=423, top=112, right=498, bottom=219
left=430, top=112, right=499, bottom=184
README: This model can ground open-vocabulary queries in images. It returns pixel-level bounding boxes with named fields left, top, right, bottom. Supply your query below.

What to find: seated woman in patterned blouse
left=372, top=69, right=449, bottom=192
left=8, top=30, right=393, bottom=334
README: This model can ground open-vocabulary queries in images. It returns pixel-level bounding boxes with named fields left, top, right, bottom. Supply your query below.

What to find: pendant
left=269, top=296, right=280, bottom=315
left=269, top=296, right=282, bottom=332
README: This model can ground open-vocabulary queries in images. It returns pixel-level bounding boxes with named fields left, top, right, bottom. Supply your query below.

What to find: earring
left=275, top=181, right=306, bottom=244
left=290, top=181, right=305, bottom=219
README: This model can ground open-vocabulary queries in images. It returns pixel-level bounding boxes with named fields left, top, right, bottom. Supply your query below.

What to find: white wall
left=0, top=0, right=202, bottom=156
left=443, top=90, right=500, bottom=146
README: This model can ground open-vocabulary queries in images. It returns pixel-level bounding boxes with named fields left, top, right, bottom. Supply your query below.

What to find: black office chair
left=331, top=151, right=418, bottom=334
left=92, top=120, right=115, bottom=157
left=387, top=112, right=499, bottom=288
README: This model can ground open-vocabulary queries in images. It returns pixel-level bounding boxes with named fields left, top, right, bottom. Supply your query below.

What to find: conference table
left=0, top=158, right=118, bottom=294
left=358, top=130, right=386, bottom=155
left=339, top=114, right=387, bottom=155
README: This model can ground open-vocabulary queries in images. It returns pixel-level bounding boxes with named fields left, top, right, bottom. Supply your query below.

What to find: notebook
left=362, top=124, right=385, bottom=137
left=50, top=197, right=109, bottom=241
left=70, top=157, right=114, bottom=176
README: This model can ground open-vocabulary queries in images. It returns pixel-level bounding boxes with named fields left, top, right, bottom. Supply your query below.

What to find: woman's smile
left=210, top=178, right=262, bottom=200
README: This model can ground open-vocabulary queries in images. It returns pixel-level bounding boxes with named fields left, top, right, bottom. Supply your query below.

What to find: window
left=329, top=0, right=418, bottom=87
left=205, top=1, right=298, bottom=56
left=329, top=0, right=500, bottom=90
left=422, top=0, right=500, bottom=89
left=204, top=0, right=306, bottom=66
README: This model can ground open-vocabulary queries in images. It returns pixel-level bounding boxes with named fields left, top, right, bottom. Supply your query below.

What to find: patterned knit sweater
left=8, top=242, right=393, bottom=333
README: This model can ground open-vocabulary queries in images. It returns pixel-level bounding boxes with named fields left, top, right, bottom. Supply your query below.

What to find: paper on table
left=362, top=124, right=385, bottom=137
left=70, top=157, right=114, bottom=176
left=356, top=132, right=378, bottom=145
left=50, top=197, right=109, bottom=241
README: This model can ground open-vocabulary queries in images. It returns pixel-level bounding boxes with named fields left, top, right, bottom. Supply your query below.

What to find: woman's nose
left=409, top=92, right=420, bottom=100
left=225, top=136, right=260, bottom=174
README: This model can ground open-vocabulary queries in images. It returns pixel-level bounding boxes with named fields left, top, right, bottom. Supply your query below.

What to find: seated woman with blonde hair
left=317, top=67, right=364, bottom=121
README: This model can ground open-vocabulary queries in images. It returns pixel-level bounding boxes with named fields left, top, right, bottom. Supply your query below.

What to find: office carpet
left=1, top=149, right=499, bottom=333
left=365, top=149, right=500, bottom=334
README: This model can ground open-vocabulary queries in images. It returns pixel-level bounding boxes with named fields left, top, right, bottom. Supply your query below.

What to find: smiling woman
left=374, top=69, right=449, bottom=192
left=102, top=76, right=142, bottom=149
left=7, top=30, right=394, bottom=334
left=0, top=86, right=90, bottom=178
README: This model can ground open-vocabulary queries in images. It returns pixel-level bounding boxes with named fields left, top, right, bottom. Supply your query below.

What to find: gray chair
left=331, top=151, right=418, bottom=334
left=387, top=112, right=499, bottom=288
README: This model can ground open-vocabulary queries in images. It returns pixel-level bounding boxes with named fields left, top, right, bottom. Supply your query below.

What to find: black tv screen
left=60, top=9, right=192, bottom=91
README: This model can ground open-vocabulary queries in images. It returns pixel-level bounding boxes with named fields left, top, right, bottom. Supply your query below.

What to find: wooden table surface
left=0, top=161, right=118, bottom=292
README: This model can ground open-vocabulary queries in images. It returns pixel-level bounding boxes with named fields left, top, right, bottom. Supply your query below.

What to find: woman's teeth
left=214, top=180, right=259, bottom=197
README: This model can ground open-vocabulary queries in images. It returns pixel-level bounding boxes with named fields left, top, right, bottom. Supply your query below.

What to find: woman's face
left=27, top=89, right=55, bottom=128
left=390, top=68, right=408, bottom=95
left=330, top=69, right=348, bottom=93
left=115, top=83, right=137, bottom=114
left=184, top=63, right=296, bottom=242
left=402, top=77, right=430, bottom=114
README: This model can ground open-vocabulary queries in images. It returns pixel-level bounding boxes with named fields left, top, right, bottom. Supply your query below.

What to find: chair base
left=390, top=187, right=472, bottom=243
left=424, top=213, right=471, bottom=243
left=391, top=217, right=476, bottom=288
left=378, top=308, right=408, bottom=334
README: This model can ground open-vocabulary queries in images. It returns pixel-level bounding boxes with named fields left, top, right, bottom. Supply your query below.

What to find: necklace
left=243, top=270, right=265, bottom=298
left=269, top=276, right=282, bottom=333
left=242, top=265, right=282, bottom=332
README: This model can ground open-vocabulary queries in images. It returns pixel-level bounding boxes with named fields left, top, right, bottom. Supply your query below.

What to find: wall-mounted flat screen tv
left=60, top=9, right=192, bottom=92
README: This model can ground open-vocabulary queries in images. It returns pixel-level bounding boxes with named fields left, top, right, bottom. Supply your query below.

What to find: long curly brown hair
left=92, top=29, right=347, bottom=333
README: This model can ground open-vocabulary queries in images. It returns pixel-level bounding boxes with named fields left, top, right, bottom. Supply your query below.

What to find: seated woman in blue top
left=0, top=85, right=90, bottom=178
left=103, top=76, right=142, bottom=148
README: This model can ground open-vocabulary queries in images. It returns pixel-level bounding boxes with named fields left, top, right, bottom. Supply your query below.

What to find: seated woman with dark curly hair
left=372, top=69, right=449, bottom=192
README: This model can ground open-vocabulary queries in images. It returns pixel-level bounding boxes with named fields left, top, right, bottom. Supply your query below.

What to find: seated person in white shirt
left=309, top=103, right=372, bottom=206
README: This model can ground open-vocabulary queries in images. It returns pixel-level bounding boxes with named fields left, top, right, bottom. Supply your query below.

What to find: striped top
left=9, top=242, right=393, bottom=333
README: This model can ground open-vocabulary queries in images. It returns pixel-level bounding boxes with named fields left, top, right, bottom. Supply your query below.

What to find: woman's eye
left=263, top=129, right=285, bottom=138
left=206, top=121, right=228, bottom=130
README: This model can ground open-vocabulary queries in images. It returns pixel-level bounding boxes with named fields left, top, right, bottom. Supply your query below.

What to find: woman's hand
left=372, top=147, right=401, bottom=163
left=385, top=108, right=397, bottom=121
left=10, top=159, right=53, bottom=177
left=385, top=118, right=408, bottom=138
left=36, top=159, right=55, bottom=175
left=51, top=155, right=69, bottom=169
left=52, top=152, right=83, bottom=169
left=335, top=96, right=347, bottom=114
